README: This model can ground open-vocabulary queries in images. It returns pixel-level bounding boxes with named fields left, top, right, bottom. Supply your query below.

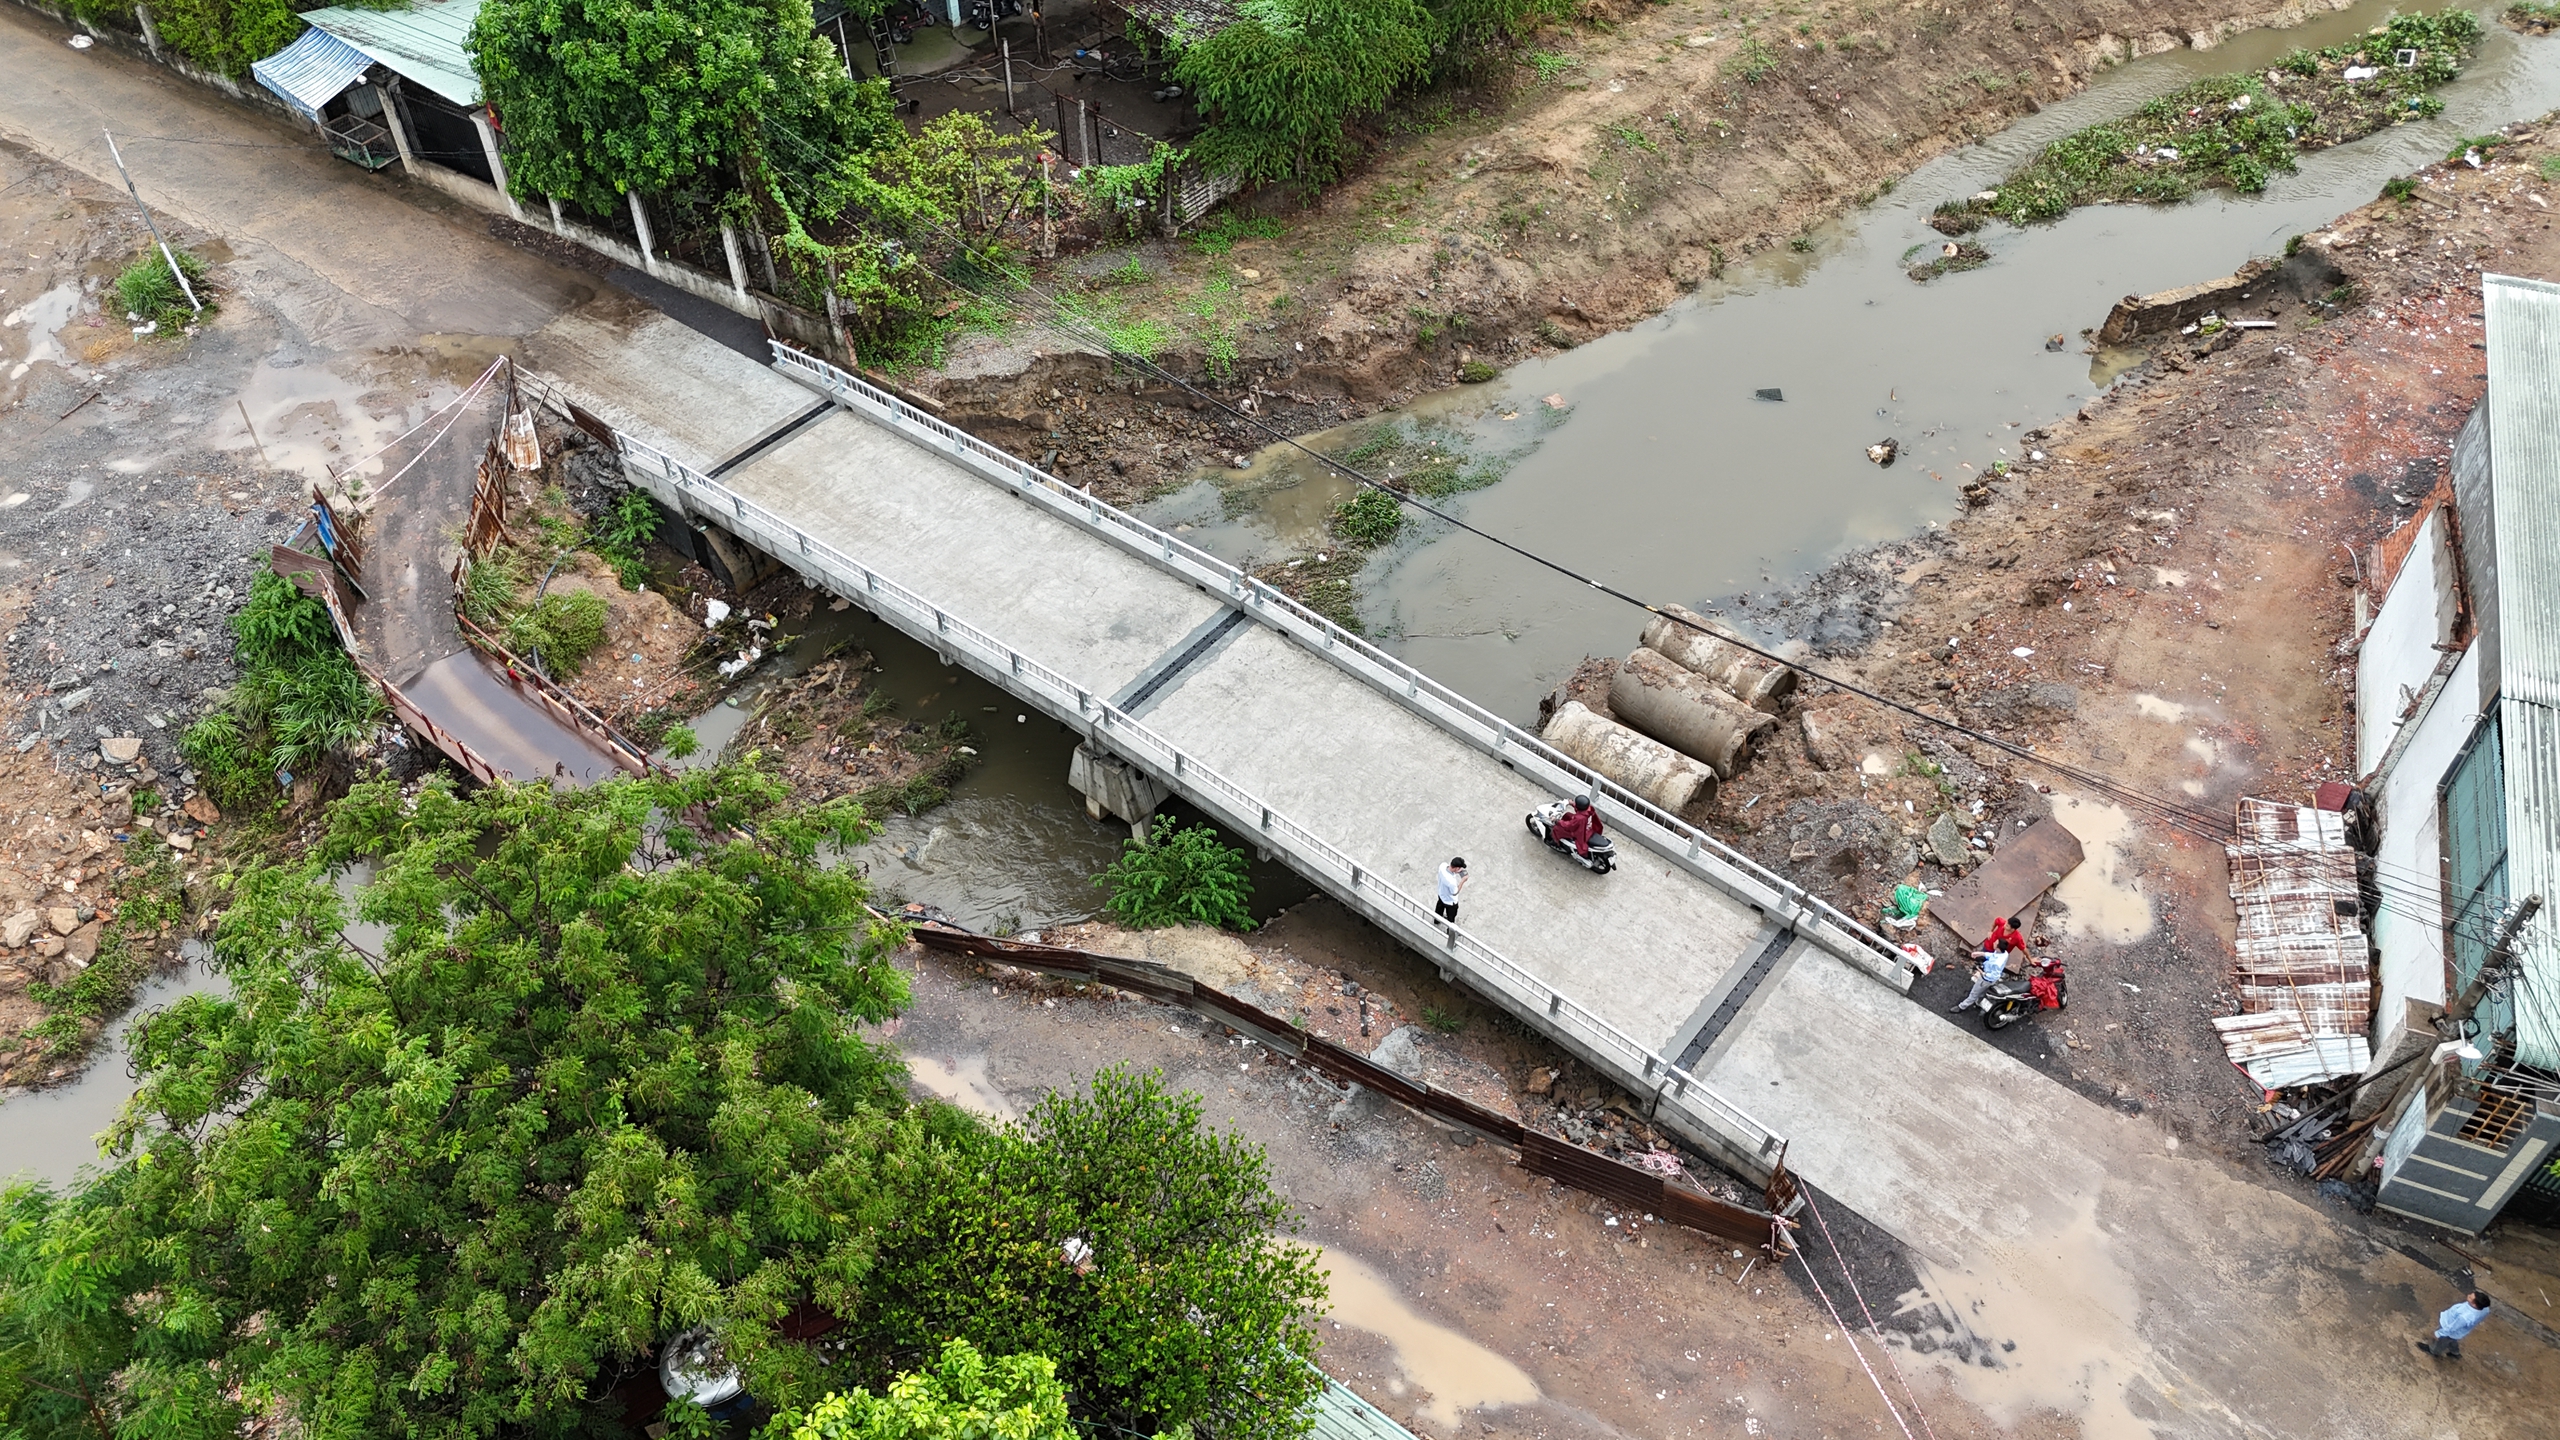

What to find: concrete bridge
left=520, top=306, right=1925, bottom=1185
left=518, top=310, right=2148, bottom=1271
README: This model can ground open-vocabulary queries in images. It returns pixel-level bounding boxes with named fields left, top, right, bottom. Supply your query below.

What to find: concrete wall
left=2357, top=506, right=2459, bottom=777
left=2376, top=1082, right=2560, bottom=1234
left=2370, top=644, right=2482, bottom=1057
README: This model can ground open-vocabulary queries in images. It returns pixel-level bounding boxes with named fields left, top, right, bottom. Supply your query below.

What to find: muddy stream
left=1147, top=0, right=2560, bottom=715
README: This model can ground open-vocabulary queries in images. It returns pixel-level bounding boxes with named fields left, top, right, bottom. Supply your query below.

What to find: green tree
left=1171, top=0, right=1433, bottom=187
left=849, top=1068, right=1325, bottom=1440
left=777, top=1339, right=1072, bottom=1440
left=1093, top=820, right=1255, bottom=931
left=469, top=0, right=900, bottom=218
left=0, top=765, right=916, bottom=1438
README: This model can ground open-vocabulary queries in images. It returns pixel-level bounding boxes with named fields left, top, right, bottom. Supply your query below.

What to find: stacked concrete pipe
left=1539, top=701, right=1720, bottom=819
left=1639, top=603, right=1797, bottom=712
left=1608, top=648, right=1776, bottom=778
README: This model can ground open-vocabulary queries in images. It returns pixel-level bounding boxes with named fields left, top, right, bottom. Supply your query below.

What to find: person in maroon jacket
left=1551, top=796, right=1604, bottom=855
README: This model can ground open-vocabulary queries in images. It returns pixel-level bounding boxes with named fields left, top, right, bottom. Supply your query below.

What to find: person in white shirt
left=1435, top=857, right=1469, bottom=922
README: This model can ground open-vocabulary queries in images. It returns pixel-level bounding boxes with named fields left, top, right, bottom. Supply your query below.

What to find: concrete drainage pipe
left=1541, top=701, right=1719, bottom=820
left=1607, top=647, right=1776, bottom=779
left=1639, top=603, right=1797, bottom=712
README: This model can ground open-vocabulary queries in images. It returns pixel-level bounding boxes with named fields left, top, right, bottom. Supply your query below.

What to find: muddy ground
left=920, top=0, right=2383, bottom=504
left=892, top=911, right=2011, bottom=1440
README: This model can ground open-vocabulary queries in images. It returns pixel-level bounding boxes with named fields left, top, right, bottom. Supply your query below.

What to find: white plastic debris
left=2342, top=64, right=2378, bottom=81
left=704, top=599, right=732, bottom=627
left=2011, top=646, right=2034, bottom=658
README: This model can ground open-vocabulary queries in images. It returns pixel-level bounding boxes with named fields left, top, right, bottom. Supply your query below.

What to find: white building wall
left=2357, top=507, right=2459, bottom=777
left=2369, top=644, right=2483, bottom=1057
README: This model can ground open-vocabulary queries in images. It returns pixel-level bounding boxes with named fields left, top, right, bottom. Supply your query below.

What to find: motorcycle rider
left=1950, top=937, right=2014, bottom=1014
left=1550, top=796, right=1604, bottom=856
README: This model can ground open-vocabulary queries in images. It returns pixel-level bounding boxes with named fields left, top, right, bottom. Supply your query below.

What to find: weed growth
left=1331, top=487, right=1405, bottom=548
left=1093, top=820, right=1254, bottom=930
left=506, top=589, right=609, bottom=676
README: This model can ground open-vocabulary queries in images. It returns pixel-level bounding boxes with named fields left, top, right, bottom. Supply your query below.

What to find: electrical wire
left=790, top=191, right=2251, bottom=838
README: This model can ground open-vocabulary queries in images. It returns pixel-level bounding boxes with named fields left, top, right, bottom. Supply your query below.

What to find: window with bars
left=2457, top=1087, right=2532, bottom=1150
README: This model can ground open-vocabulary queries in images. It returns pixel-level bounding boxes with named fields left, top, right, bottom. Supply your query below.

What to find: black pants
left=2427, top=1333, right=2465, bottom=1358
left=1435, top=899, right=1459, bottom=922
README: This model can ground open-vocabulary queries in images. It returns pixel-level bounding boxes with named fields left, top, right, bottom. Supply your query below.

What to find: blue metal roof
left=250, top=26, right=375, bottom=120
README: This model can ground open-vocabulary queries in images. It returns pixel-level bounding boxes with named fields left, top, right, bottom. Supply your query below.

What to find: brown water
left=0, top=944, right=220, bottom=1190
left=1150, top=1, right=2560, bottom=716
left=1316, top=1248, right=1543, bottom=1429
left=406, top=650, right=628, bottom=784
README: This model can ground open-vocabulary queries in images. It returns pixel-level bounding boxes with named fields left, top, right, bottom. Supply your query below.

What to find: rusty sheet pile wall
left=2213, top=798, right=2372, bottom=1089
left=906, top=925, right=1800, bottom=1249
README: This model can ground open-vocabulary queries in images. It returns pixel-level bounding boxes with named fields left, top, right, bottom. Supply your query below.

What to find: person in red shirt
left=1984, top=915, right=2022, bottom=954
left=1550, top=796, right=1604, bottom=856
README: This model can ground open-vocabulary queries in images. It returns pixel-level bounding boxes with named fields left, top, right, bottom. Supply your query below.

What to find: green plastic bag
left=1888, top=884, right=1928, bottom=920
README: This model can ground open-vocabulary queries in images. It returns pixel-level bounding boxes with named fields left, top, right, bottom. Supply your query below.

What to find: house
left=2352, top=272, right=2560, bottom=1233
left=250, top=0, right=514, bottom=209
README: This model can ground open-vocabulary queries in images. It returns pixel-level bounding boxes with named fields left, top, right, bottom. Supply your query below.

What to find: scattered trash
left=704, top=599, right=732, bottom=628
left=1866, top=438, right=1898, bottom=466
left=2120, top=981, right=2141, bottom=993
left=2010, top=646, right=2034, bottom=658
left=66, top=33, right=92, bottom=47
left=1542, top=393, right=1567, bottom=409
left=2044, top=334, right=2067, bottom=351
left=2342, top=64, right=2378, bottom=81
left=1752, top=387, right=1784, bottom=402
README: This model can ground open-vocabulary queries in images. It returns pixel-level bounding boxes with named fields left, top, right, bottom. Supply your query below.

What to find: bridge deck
left=521, top=307, right=1929, bottom=1190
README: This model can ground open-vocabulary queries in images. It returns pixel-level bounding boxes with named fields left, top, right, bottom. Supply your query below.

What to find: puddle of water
left=2132, top=694, right=2189, bottom=723
left=1319, top=1248, right=1541, bottom=1430
left=902, top=1052, right=1019, bottom=1122
left=226, top=357, right=421, bottom=484
left=0, top=948, right=222, bottom=1190
left=405, top=650, right=628, bottom=785
left=1897, top=1194, right=2156, bottom=1440
left=1179, top=1, right=2560, bottom=715
left=3, top=282, right=79, bottom=377
left=2044, top=794, right=2153, bottom=943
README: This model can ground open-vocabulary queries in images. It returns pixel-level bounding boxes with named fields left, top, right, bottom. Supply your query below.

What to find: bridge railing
left=765, top=343, right=1914, bottom=985
left=609, top=426, right=1790, bottom=1174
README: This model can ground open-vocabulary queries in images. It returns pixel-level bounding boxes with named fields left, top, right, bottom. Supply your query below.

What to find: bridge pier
left=1068, top=741, right=1166, bottom=839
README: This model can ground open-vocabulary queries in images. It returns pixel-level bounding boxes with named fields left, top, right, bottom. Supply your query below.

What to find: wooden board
left=1933, top=817, right=2086, bottom=947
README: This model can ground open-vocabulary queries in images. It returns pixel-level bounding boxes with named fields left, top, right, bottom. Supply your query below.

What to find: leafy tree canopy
left=0, top=770, right=1326, bottom=1440
left=0, top=766, right=913, bottom=1439
left=777, top=1339, right=1073, bottom=1440
left=1093, top=821, right=1255, bottom=931
left=469, top=0, right=900, bottom=216
left=849, top=1069, right=1324, bottom=1440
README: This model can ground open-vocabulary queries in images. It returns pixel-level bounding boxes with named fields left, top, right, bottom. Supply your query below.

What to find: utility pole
left=2447, top=893, right=2544, bottom=1027
left=103, top=129, right=202, bottom=314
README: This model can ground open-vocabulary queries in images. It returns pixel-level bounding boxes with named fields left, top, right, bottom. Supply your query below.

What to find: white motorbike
left=1527, top=799, right=1615, bottom=875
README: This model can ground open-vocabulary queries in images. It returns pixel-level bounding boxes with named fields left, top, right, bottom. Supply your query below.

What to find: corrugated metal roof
left=2219, top=799, right=2372, bottom=1087
left=250, top=26, right=374, bottom=120
left=302, top=0, right=484, bottom=108
left=1307, top=1378, right=1422, bottom=1440
left=2480, top=274, right=2560, bottom=1072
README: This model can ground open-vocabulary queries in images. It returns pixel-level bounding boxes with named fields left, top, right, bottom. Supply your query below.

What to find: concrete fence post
left=375, top=81, right=417, bottom=177
left=469, top=109, right=521, bottom=220
left=548, top=196, right=565, bottom=232
left=627, top=191, right=658, bottom=274
left=720, top=224, right=751, bottom=300
left=134, top=3, right=162, bottom=61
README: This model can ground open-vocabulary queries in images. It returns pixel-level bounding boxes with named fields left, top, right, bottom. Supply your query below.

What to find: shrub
left=198, top=571, right=383, bottom=792
left=113, top=247, right=210, bottom=332
left=505, top=589, right=609, bottom=675
left=1457, top=359, right=1497, bottom=383
left=1094, top=820, right=1254, bottom=930
left=179, top=710, right=272, bottom=815
left=1331, top=487, right=1404, bottom=548
left=588, top=488, right=661, bottom=588
left=779, top=1341, right=1074, bottom=1440
left=662, top=722, right=701, bottom=759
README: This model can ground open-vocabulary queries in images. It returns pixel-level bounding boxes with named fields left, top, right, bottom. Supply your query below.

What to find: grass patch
left=1458, top=359, right=1497, bottom=384
left=1606, top=123, right=1658, bottom=154
left=505, top=589, right=609, bottom=677
left=1526, top=50, right=1577, bottom=83
left=114, top=246, right=210, bottom=333
left=1337, top=420, right=1514, bottom=499
left=1331, top=487, right=1405, bottom=548
left=1965, top=9, right=2478, bottom=225
left=2508, top=1, right=2560, bottom=31
left=20, top=855, right=187, bottom=1068
left=1731, top=37, right=1779, bottom=82
left=1187, top=211, right=1285, bottom=256
left=1907, top=241, right=1991, bottom=282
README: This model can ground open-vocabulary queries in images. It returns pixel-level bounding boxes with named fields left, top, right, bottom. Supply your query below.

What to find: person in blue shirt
left=2419, top=1290, right=2493, bottom=1359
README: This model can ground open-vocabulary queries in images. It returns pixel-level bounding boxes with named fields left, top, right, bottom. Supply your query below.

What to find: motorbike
left=1527, top=799, right=1615, bottom=874
left=1979, top=956, right=2066, bottom=1030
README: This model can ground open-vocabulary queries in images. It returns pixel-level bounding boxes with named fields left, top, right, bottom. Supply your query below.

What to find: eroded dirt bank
left=919, top=0, right=2380, bottom=498
left=1646, top=124, right=2560, bottom=1166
